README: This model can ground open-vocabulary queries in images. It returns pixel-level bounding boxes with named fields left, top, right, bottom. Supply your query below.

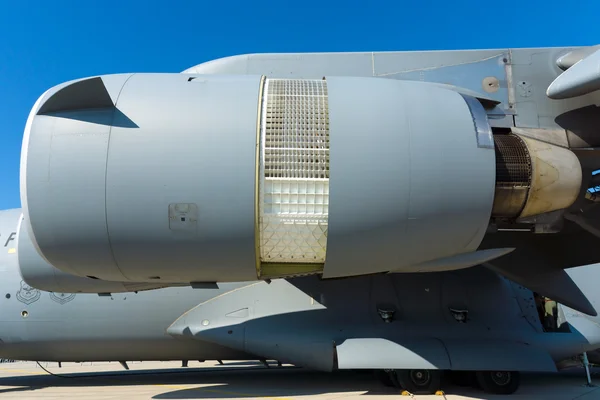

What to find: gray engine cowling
left=19, top=73, right=581, bottom=284
left=15, top=212, right=172, bottom=293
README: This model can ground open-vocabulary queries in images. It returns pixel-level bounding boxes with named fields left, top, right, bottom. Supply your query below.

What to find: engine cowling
left=16, top=214, right=174, bottom=293
left=20, top=73, right=581, bottom=284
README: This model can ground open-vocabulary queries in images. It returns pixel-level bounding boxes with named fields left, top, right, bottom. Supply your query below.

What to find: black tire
left=389, top=370, right=402, bottom=388
left=475, top=370, right=520, bottom=395
left=396, top=369, right=442, bottom=394
left=374, top=369, right=394, bottom=387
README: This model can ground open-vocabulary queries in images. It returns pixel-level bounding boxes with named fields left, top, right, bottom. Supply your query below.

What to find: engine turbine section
left=19, top=73, right=581, bottom=284
left=491, top=133, right=582, bottom=220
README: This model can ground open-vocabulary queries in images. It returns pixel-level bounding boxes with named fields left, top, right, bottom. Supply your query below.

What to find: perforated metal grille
left=494, top=134, right=532, bottom=187
left=258, top=79, right=330, bottom=264
left=263, top=79, right=329, bottom=179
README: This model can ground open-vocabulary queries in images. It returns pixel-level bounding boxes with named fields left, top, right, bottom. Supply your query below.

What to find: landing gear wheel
left=374, top=369, right=394, bottom=387
left=475, top=370, right=520, bottom=394
left=396, top=369, right=442, bottom=394
left=388, top=370, right=402, bottom=388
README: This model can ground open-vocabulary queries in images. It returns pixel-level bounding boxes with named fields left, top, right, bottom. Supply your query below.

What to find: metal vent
left=492, top=134, right=532, bottom=218
left=494, top=134, right=532, bottom=186
left=263, top=79, right=329, bottom=179
left=258, top=79, right=330, bottom=265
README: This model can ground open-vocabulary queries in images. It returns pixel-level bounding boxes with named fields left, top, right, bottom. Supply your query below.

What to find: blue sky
left=1, top=1, right=599, bottom=209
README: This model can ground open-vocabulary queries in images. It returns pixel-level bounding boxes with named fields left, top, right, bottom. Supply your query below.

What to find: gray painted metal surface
left=2, top=207, right=600, bottom=374
left=547, top=49, right=600, bottom=99
left=324, top=77, right=495, bottom=278
left=182, top=50, right=512, bottom=115
left=0, top=209, right=253, bottom=362
left=18, top=212, right=172, bottom=293
left=184, top=47, right=600, bottom=132
left=21, top=74, right=262, bottom=283
left=167, top=263, right=600, bottom=372
left=11, top=45, right=600, bottom=381
left=400, top=248, right=514, bottom=273
left=180, top=46, right=600, bottom=317
left=556, top=45, right=600, bottom=70
left=335, top=338, right=452, bottom=370
left=22, top=72, right=505, bottom=283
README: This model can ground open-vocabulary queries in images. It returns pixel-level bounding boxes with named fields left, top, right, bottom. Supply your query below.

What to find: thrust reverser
left=19, top=74, right=582, bottom=283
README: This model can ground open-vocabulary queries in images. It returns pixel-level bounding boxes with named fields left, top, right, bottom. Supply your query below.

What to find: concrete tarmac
left=0, top=360, right=598, bottom=399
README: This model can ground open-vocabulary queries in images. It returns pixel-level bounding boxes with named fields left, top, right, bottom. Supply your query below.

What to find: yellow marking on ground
left=7, top=248, right=15, bottom=254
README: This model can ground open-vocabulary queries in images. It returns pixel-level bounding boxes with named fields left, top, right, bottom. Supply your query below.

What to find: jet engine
left=19, top=73, right=582, bottom=284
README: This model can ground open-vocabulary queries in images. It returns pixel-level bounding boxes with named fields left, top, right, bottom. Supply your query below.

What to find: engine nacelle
left=20, top=73, right=580, bottom=284
left=16, top=214, right=171, bottom=293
